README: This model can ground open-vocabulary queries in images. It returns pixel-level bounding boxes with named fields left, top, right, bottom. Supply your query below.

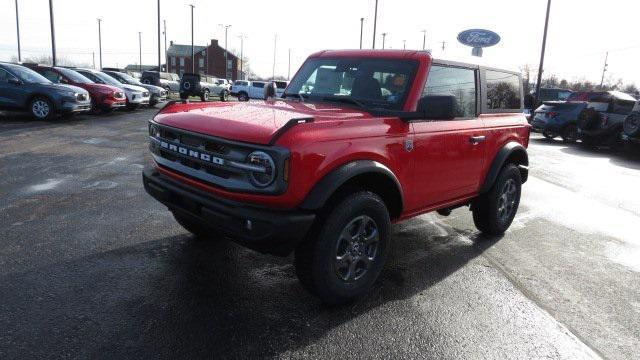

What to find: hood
left=122, top=84, right=148, bottom=93
left=138, top=83, right=164, bottom=94
left=154, top=100, right=371, bottom=145
left=37, top=83, right=88, bottom=95
left=84, top=83, right=122, bottom=94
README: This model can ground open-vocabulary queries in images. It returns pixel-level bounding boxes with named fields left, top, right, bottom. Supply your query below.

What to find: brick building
left=166, top=39, right=239, bottom=80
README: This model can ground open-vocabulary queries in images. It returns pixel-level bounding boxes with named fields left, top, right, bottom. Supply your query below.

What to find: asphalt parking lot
left=1, top=107, right=638, bottom=359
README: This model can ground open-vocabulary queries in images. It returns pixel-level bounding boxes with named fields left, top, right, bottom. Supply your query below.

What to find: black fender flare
left=300, top=160, right=404, bottom=214
left=480, top=142, right=529, bottom=194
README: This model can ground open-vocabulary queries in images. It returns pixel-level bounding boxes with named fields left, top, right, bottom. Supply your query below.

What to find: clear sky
left=1, top=0, right=638, bottom=86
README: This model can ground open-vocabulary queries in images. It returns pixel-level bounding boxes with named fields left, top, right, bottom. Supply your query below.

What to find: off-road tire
left=173, top=212, right=216, bottom=240
left=472, top=164, right=522, bottom=235
left=220, top=90, right=228, bottom=102
left=623, top=113, right=640, bottom=137
left=238, top=92, right=249, bottom=102
left=30, top=97, right=54, bottom=120
left=180, top=93, right=188, bottom=100
left=201, top=90, right=210, bottom=102
left=561, top=124, right=578, bottom=143
left=294, top=191, right=391, bottom=304
left=542, top=131, right=555, bottom=139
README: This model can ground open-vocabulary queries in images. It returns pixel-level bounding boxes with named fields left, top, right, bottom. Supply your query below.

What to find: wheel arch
left=480, top=142, right=529, bottom=194
left=26, top=93, right=57, bottom=113
left=299, top=160, right=404, bottom=220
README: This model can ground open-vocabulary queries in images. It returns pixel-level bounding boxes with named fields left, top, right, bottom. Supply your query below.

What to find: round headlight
left=247, top=151, right=276, bottom=187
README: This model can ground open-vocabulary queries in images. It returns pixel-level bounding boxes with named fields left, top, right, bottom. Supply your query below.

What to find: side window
left=422, top=65, right=477, bottom=118
left=42, top=70, right=61, bottom=83
left=486, top=70, right=522, bottom=110
left=0, top=69, right=15, bottom=82
left=253, top=82, right=265, bottom=89
left=612, top=99, right=635, bottom=115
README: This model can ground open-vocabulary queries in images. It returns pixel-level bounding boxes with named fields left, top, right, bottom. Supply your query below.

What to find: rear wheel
left=180, top=93, right=188, bottom=100
left=542, top=131, right=555, bottom=139
left=472, top=164, right=522, bottom=236
left=295, top=191, right=391, bottom=304
left=220, top=90, right=228, bottom=102
left=561, top=124, right=578, bottom=143
left=30, top=97, right=54, bottom=120
left=623, top=113, right=640, bottom=137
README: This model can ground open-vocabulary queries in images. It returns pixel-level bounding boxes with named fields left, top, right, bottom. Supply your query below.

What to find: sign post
left=457, top=29, right=500, bottom=57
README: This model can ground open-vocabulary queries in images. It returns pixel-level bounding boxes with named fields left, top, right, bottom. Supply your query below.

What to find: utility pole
left=163, top=20, right=167, bottom=72
left=97, top=19, right=102, bottom=69
left=237, top=35, right=245, bottom=80
left=272, top=34, right=277, bottom=79
left=288, top=48, right=291, bottom=80
left=403, top=40, right=406, bottom=50
left=599, top=52, right=609, bottom=89
left=15, top=0, right=21, bottom=62
left=48, top=0, right=56, bottom=66
left=441, top=41, right=446, bottom=51
left=219, top=24, right=231, bottom=79
left=372, top=0, right=379, bottom=49
left=92, top=52, right=95, bottom=69
left=382, top=32, right=388, bottom=49
left=139, top=32, right=142, bottom=73
left=189, top=4, right=195, bottom=73
left=157, top=0, right=161, bottom=73
left=359, top=18, right=364, bottom=49
left=535, top=0, right=552, bottom=105
left=421, top=30, right=427, bottom=50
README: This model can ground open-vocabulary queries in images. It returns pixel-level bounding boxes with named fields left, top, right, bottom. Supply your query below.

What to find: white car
left=76, top=68, right=150, bottom=110
left=230, top=80, right=268, bottom=101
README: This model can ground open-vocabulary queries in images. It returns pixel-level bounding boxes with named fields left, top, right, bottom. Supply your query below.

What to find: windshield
left=56, top=67, right=94, bottom=84
left=88, top=71, right=122, bottom=86
left=286, top=58, right=418, bottom=110
left=7, top=64, right=51, bottom=84
left=107, top=71, right=141, bottom=85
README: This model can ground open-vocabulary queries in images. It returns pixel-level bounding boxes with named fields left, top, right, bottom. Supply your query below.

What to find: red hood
left=76, top=82, right=122, bottom=95
left=154, top=100, right=372, bottom=144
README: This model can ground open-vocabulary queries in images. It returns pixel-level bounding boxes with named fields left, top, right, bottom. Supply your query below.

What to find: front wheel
left=220, top=90, right=228, bottom=102
left=542, top=130, right=555, bottom=139
left=294, top=191, right=391, bottom=304
left=237, top=92, right=249, bottom=102
left=30, top=97, right=54, bottom=120
left=472, top=164, right=522, bottom=235
left=201, top=90, right=210, bottom=102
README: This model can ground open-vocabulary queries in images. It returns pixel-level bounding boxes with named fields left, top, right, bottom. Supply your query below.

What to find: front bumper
left=102, top=98, right=127, bottom=109
left=128, top=94, right=150, bottom=105
left=60, top=101, right=91, bottom=113
left=143, top=167, right=316, bottom=256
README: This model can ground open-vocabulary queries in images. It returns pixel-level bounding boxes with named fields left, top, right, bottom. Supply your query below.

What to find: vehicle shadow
left=0, top=217, right=497, bottom=359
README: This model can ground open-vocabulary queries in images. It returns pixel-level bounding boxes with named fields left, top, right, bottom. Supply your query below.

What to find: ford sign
left=457, top=29, right=501, bottom=48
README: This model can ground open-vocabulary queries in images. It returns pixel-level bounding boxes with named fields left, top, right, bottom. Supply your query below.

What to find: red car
left=23, top=64, right=126, bottom=112
left=143, top=50, right=530, bottom=303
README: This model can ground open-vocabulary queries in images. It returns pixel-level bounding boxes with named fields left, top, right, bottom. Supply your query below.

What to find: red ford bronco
left=143, top=50, right=530, bottom=303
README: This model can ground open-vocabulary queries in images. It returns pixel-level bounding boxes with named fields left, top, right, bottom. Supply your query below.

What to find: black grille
left=160, top=129, right=230, bottom=155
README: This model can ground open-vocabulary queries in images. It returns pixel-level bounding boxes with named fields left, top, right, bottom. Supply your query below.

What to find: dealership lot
left=0, top=108, right=638, bottom=359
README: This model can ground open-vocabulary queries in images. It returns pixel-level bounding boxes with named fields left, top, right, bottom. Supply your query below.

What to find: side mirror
left=417, top=95, right=457, bottom=120
left=8, top=78, right=22, bottom=86
left=264, top=82, right=277, bottom=100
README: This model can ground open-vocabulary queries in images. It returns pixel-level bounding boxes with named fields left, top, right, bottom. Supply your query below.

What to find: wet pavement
left=0, top=108, right=637, bottom=359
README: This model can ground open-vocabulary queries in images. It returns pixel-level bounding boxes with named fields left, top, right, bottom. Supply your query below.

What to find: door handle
left=469, top=135, right=486, bottom=145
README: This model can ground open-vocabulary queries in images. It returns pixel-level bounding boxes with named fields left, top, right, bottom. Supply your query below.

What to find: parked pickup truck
left=179, top=73, right=229, bottom=102
left=143, top=50, right=530, bottom=304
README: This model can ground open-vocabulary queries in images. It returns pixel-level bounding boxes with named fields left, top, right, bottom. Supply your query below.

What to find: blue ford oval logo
left=457, top=29, right=501, bottom=48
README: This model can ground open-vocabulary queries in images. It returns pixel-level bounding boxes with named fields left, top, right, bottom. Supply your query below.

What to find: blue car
left=531, top=101, right=587, bottom=143
left=0, top=62, right=91, bottom=120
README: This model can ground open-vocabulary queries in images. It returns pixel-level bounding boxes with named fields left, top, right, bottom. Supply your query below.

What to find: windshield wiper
left=321, top=96, right=367, bottom=109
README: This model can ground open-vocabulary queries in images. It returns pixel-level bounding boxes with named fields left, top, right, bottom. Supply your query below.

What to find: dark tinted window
left=252, top=82, right=265, bottom=88
left=0, top=68, right=15, bottom=81
left=423, top=65, right=476, bottom=118
left=486, top=70, right=521, bottom=110
left=612, top=99, right=635, bottom=115
left=41, top=70, right=61, bottom=83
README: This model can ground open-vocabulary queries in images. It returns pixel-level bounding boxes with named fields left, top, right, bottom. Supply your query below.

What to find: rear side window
left=612, top=99, right=635, bottom=115
left=423, top=65, right=477, bottom=118
left=253, top=82, right=265, bottom=88
left=485, top=70, right=521, bottom=110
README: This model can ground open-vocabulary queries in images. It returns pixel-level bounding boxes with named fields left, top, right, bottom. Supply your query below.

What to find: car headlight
left=149, top=123, right=160, bottom=138
left=246, top=151, right=276, bottom=187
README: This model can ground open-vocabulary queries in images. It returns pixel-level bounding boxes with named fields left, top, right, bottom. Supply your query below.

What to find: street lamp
left=163, top=20, right=167, bottom=72
left=237, top=35, right=246, bottom=80
left=403, top=40, right=406, bottom=50
left=359, top=17, right=364, bottom=49
left=48, top=0, right=56, bottom=65
left=535, top=0, right=552, bottom=105
left=219, top=24, right=232, bottom=79
left=188, top=4, right=195, bottom=73
left=272, top=34, right=277, bottom=80
left=139, top=32, right=142, bottom=73
left=372, top=0, right=379, bottom=49
left=421, top=30, right=427, bottom=50
left=157, top=0, right=161, bottom=74
left=15, top=0, right=21, bottom=62
left=382, top=32, right=388, bottom=49
left=97, top=19, right=102, bottom=69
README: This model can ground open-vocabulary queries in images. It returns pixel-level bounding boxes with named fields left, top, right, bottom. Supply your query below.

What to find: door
left=0, top=68, right=26, bottom=108
left=250, top=82, right=265, bottom=98
left=408, top=64, right=486, bottom=211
